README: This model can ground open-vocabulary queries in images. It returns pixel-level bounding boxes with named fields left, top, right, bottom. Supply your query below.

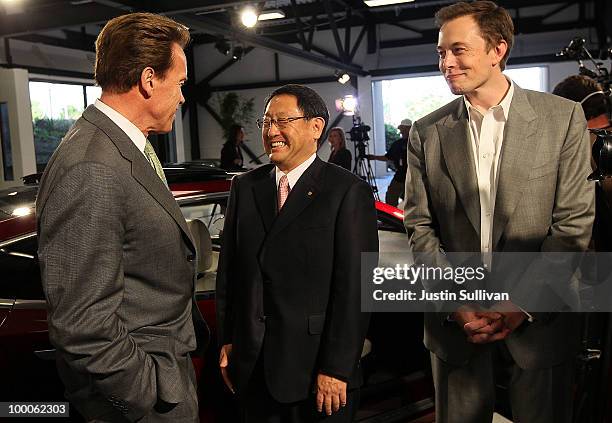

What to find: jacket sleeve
left=215, top=175, right=239, bottom=346
left=405, top=122, right=460, bottom=315
left=510, top=102, right=595, bottom=312
left=38, top=162, right=157, bottom=422
left=317, top=180, right=378, bottom=380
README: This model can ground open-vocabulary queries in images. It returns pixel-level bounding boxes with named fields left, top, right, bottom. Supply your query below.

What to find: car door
left=0, top=234, right=64, bottom=401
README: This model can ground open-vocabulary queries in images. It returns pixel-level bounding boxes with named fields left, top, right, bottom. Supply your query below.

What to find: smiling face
left=437, top=15, right=506, bottom=97
left=262, top=94, right=323, bottom=172
left=149, top=43, right=187, bottom=133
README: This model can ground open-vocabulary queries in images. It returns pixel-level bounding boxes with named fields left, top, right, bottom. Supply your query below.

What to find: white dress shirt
left=94, top=99, right=148, bottom=157
left=463, top=79, right=515, bottom=268
left=275, top=153, right=317, bottom=192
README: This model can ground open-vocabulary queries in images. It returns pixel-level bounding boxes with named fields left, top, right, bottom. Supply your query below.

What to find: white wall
left=0, top=68, right=36, bottom=188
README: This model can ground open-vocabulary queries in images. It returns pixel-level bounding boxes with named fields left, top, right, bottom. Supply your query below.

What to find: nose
left=440, top=52, right=456, bottom=71
left=179, top=91, right=185, bottom=105
left=266, top=122, right=281, bottom=137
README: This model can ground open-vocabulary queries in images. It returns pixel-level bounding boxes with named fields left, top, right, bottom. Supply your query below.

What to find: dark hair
left=227, top=124, right=244, bottom=144
left=553, top=75, right=609, bottom=121
left=95, top=13, right=190, bottom=93
left=435, top=1, right=514, bottom=71
left=264, top=84, right=330, bottom=137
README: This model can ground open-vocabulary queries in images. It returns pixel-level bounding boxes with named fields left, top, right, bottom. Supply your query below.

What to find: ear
left=492, top=39, right=508, bottom=68
left=311, top=117, right=325, bottom=141
left=139, top=67, right=155, bottom=98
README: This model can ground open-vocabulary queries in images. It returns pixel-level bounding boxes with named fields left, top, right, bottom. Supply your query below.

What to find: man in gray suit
left=405, top=2, right=594, bottom=422
left=37, top=13, right=207, bottom=422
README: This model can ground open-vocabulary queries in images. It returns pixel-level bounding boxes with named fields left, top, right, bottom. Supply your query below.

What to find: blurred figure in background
left=327, top=126, right=352, bottom=171
left=220, top=124, right=245, bottom=171
left=553, top=75, right=612, bottom=251
left=367, top=118, right=412, bottom=207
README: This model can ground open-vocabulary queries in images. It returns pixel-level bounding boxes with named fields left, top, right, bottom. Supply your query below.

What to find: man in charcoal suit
left=216, top=84, right=379, bottom=422
left=37, top=13, right=207, bottom=422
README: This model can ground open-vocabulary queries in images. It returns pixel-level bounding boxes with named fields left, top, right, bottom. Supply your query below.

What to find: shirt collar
left=464, top=77, right=515, bottom=121
left=275, top=153, right=317, bottom=190
left=94, top=99, right=147, bottom=154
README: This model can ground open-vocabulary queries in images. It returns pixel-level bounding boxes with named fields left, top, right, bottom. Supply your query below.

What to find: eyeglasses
left=256, top=116, right=306, bottom=129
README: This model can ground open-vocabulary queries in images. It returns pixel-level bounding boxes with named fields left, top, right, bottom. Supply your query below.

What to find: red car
left=0, top=167, right=433, bottom=422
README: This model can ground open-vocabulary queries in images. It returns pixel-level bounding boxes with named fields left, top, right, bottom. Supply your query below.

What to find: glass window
left=378, top=66, right=548, bottom=127
left=29, top=81, right=88, bottom=172
left=86, top=86, right=102, bottom=106
left=0, top=236, right=43, bottom=301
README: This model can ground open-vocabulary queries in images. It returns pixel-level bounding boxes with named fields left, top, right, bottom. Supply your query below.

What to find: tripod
left=353, top=142, right=380, bottom=201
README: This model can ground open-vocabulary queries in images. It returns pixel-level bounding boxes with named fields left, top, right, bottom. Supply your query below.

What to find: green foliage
left=214, top=92, right=255, bottom=140
left=32, top=118, right=74, bottom=165
left=384, top=123, right=399, bottom=150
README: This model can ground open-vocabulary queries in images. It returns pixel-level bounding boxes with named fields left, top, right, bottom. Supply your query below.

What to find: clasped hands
left=219, top=344, right=347, bottom=416
left=452, top=301, right=527, bottom=344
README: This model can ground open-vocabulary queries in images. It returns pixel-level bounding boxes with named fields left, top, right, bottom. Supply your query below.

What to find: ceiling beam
left=12, top=33, right=96, bottom=52
left=0, top=3, right=122, bottom=38
left=176, top=14, right=368, bottom=76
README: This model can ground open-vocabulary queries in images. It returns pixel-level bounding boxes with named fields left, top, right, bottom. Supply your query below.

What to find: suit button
left=258, top=316, right=266, bottom=322
left=187, top=254, right=196, bottom=262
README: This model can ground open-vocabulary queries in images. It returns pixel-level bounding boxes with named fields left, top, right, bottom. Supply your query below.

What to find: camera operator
left=366, top=118, right=412, bottom=207
left=553, top=75, right=612, bottom=251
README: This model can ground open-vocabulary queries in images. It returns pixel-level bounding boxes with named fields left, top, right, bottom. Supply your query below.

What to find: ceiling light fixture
left=240, top=6, right=258, bottom=28
left=232, top=45, right=245, bottom=61
left=364, top=0, right=415, bottom=7
left=258, top=9, right=286, bottom=21
left=334, top=70, right=351, bottom=84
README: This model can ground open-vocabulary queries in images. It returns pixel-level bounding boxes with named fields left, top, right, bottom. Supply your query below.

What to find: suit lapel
left=82, top=106, right=195, bottom=252
left=252, top=166, right=277, bottom=233
left=492, top=86, right=538, bottom=249
left=267, top=157, right=324, bottom=240
left=437, top=100, right=481, bottom=236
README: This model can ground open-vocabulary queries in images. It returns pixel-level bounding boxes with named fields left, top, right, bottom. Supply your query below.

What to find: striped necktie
left=144, top=140, right=168, bottom=188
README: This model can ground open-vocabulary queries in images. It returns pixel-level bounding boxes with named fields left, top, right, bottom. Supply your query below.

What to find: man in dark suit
left=405, top=2, right=594, bottom=422
left=37, top=13, right=207, bottom=422
left=216, top=84, right=379, bottom=422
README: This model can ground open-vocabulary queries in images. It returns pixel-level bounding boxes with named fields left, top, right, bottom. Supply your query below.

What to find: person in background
left=221, top=124, right=245, bottom=170
left=366, top=118, right=412, bottom=207
left=553, top=75, right=612, bottom=252
left=327, top=126, right=352, bottom=171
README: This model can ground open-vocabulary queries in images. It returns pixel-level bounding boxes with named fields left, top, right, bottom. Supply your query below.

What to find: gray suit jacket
left=405, top=85, right=595, bottom=368
left=37, top=106, right=205, bottom=421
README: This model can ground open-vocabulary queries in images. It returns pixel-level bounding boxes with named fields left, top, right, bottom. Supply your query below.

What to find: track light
left=334, top=70, right=351, bottom=84
left=232, top=45, right=245, bottom=61
left=214, top=39, right=231, bottom=56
